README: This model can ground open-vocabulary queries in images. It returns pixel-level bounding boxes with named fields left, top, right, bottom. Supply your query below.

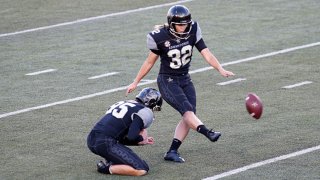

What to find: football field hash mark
left=217, top=78, right=246, bottom=86
left=25, top=69, right=57, bottom=76
left=282, top=81, right=313, bottom=89
left=88, top=72, right=119, bottom=79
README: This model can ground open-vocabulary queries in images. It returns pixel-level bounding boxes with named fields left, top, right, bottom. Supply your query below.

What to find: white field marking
left=0, top=42, right=319, bottom=119
left=25, top=69, right=57, bottom=75
left=282, top=81, right=313, bottom=89
left=203, top=145, right=320, bottom=180
left=0, top=80, right=156, bottom=119
left=0, top=0, right=193, bottom=38
left=140, top=79, right=155, bottom=83
left=190, top=42, right=320, bottom=74
left=217, top=78, right=246, bottom=86
left=88, top=72, right=119, bottom=79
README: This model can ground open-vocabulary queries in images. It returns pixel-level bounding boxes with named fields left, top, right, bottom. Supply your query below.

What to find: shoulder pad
left=192, top=22, right=203, bottom=43
left=147, top=34, right=158, bottom=50
left=134, top=107, right=154, bottom=128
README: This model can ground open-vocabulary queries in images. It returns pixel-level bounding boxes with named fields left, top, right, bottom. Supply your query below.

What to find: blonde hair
left=154, top=23, right=169, bottom=30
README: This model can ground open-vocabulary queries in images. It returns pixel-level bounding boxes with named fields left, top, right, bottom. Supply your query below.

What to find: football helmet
left=167, top=5, right=192, bottom=39
left=136, top=87, right=163, bottom=111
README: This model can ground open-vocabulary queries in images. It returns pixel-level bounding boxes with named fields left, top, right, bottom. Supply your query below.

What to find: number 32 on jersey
left=167, top=45, right=192, bottom=69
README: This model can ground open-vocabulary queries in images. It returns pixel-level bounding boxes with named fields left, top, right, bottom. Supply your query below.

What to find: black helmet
left=167, top=5, right=192, bottom=39
left=136, top=87, right=163, bottom=111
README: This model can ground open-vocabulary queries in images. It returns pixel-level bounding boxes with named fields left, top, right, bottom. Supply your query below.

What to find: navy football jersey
left=147, top=22, right=206, bottom=75
left=92, top=100, right=154, bottom=140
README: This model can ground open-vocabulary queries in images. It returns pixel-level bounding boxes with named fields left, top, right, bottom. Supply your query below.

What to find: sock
left=197, top=125, right=210, bottom=136
left=168, top=138, right=182, bottom=152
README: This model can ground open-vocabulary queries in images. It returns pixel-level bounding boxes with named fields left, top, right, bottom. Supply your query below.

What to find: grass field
left=1, top=0, right=319, bottom=179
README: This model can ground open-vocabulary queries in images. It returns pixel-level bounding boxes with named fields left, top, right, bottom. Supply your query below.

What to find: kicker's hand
left=219, top=68, right=235, bottom=77
left=126, top=82, right=138, bottom=96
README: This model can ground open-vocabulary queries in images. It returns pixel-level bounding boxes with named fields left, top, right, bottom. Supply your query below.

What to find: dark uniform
left=87, top=100, right=154, bottom=171
left=147, top=22, right=207, bottom=116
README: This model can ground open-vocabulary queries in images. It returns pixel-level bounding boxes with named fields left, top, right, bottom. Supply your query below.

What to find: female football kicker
left=126, top=5, right=234, bottom=163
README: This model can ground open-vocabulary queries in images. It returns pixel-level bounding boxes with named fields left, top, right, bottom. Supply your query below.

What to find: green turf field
left=1, top=0, right=319, bottom=179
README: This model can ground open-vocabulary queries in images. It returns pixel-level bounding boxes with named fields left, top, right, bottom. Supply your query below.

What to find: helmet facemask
left=169, top=21, right=192, bottom=39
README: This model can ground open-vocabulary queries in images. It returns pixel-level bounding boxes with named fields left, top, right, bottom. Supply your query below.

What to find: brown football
left=245, top=93, right=263, bottom=119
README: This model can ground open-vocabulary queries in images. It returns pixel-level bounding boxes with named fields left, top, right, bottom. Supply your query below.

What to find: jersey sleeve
left=133, top=107, right=154, bottom=128
left=195, top=22, right=203, bottom=43
left=124, top=115, right=144, bottom=145
left=195, top=38, right=207, bottom=52
left=147, top=33, right=161, bottom=55
left=194, top=22, right=207, bottom=52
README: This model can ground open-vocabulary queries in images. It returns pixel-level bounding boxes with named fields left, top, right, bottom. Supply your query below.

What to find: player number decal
left=151, top=29, right=160, bottom=35
left=106, top=101, right=136, bottom=119
left=167, top=45, right=192, bottom=69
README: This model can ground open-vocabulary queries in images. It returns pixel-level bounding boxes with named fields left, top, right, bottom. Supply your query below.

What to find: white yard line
left=0, top=80, right=154, bottom=119
left=189, top=42, right=320, bottom=74
left=25, top=69, right=57, bottom=75
left=217, top=78, right=246, bottom=86
left=0, top=42, right=319, bottom=119
left=203, top=145, right=320, bottom=180
left=282, top=81, right=313, bottom=89
left=0, top=0, right=193, bottom=38
left=88, top=72, right=119, bottom=79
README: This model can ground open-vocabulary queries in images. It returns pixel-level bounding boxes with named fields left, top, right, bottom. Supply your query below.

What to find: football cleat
left=164, top=150, right=185, bottom=163
left=206, top=130, right=221, bottom=142
left=96, top=160, right=109, bottom=174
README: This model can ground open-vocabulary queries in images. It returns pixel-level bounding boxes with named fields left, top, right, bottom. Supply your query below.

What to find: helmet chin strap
left=169, top=30, right=190, bottom=40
